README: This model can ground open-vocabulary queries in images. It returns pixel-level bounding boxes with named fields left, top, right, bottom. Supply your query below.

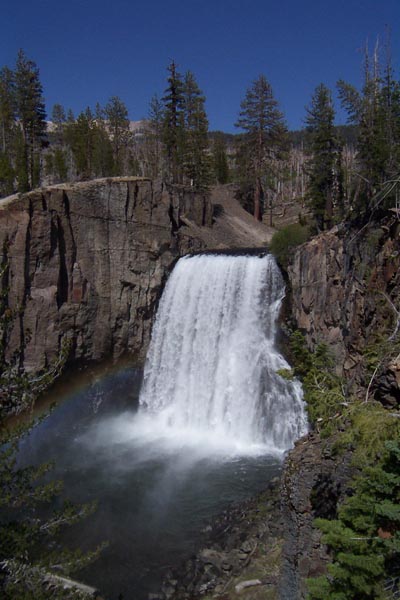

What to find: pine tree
left=51, top=104, right=66, bottom=130
left=162, top=61, right=185, bottom=184
left=104, top=96, right=130, bottom=175
left=145, top=94, right=164, bottom=179
left=64, top=108, right=93, bottom=178
left=305, top=83, right=343, bottom=230
left=14, top=50, right=46, bottom=191
left=338, top=40, right=400, bottom=215
left=0, top=68, right=16, bottom=196
left=212, top=132, right=229, bottom=184
left=308, top=440, right=400, bottom=600
left=182, top=71, right=211, bottom=190
left=0, top=67, right=15, bottom=155
left=235, top=75, right=288, bottom=221
left=92, top=104, right=114, bottom=177
left=45, top=105, right=68, bottom=183
left=64, top=107, right=112, bottom=179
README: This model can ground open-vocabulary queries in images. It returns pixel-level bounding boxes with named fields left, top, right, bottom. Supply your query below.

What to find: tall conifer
left=235, top=75, right=287, bottom=221
left=104, top=96, right=130, bottom=175
left=162, top=61, right=185, bottom=184
left=305, top=83, right=343, bottom=230
left=14, top=50, right=46, bottom=191
left=182, top=71, right=211, bottom=190
left=0, top=68, right=16, bottom=195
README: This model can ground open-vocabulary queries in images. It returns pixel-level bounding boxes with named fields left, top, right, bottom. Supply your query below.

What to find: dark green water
left=17, top=364, right=281, bottom=600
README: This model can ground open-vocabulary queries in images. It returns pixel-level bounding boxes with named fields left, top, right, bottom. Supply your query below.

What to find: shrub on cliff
left=307, top=440, right=400, bottom=600
left=286, top=331, right=346, bottom=437
left=269, top=223, right=310, bottom=269
left=0, top=421, right=106, bottom=599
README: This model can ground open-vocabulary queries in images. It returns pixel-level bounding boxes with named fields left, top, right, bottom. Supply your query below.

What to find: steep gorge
left=2, top=179, right=399, bottom=599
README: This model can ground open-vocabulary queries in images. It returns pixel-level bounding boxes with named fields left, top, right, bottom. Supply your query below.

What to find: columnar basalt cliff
left=279, top=215, right=400, bottom=599
left=0, top=178, right=273, bottom=374
left=288, top=220, right=400, bottom=404
left=0, top=178, right=216, bottom=372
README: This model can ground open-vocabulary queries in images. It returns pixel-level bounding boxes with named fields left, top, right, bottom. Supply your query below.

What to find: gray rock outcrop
left=0, top=178, right=214, bottom=371
left=0, top=178, right=272, bottom=374
left=288, top=221, right=400, bottom=401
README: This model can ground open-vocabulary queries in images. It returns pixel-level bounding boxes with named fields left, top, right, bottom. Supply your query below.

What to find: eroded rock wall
left=288, top=221, right=400, bottom=400
left=279, top=434, right=354, bottom=599
left=0, top=178, right=212, bottom=372
left=281, top=215, right=400, bottom=598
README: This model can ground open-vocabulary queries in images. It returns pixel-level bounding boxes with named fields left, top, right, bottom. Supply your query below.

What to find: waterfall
left=139, top=254, right=307, bottom=454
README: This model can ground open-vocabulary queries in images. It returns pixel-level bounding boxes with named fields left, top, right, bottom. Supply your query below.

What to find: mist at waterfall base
left=16, top=254, right=307, bottom=599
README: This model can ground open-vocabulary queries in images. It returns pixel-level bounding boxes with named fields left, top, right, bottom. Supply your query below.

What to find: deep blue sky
left=2, top=0, right=400, bottom=132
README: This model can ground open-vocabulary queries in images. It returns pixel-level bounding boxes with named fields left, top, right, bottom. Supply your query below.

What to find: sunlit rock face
left=0, top=178, right=212, bottom=371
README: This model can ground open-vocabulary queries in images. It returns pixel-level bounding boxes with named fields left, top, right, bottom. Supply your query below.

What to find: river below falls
left=17, top=363, right=282, bottom=600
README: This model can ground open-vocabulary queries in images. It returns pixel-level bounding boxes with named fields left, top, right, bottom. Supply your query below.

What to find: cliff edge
left=0, top=178, right=273, bottom=373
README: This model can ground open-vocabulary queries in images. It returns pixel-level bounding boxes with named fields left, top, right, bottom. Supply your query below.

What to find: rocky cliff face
left=0, top=178, right=215, bottom=372
left=288, top=219, right=400, bottom=405
left=279, top=434, right=355, bottom=599
left=279, top=214, right=400, bottom=599
left=0, top=178, right=273, bottom=375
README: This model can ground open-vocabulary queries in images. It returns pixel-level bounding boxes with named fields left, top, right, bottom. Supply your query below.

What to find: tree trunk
left=325, top=191, right=333, bottom=229
left=254, top=177, right=262, bottom=221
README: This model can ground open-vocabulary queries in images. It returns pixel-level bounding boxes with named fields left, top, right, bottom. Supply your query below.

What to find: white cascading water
left=138, top=254, right=307, bottom=455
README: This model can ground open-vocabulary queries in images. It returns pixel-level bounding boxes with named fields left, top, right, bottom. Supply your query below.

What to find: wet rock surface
left=279, top=433, right=355, bottom=599
left=155, top=433, right=355, bottom=600
left=157, top=479, right=283, bottom=600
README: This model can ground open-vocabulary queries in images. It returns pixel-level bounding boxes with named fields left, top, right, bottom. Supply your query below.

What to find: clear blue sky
left=2, top=0, right=400, bottom=132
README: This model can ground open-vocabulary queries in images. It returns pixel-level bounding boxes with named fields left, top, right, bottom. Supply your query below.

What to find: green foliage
left=104, top=95, right=131, bottom=175
left=0, top=253, right=105, bottom=598
left=337, top=42, right=400, bottom=216
left=235, top=75, right=288, bottom=220
left=158, top=62, right=211, bottom=189
left=53, top=147, right=68, bottom=182
left=288, top=331, right=346, bottom=436
left=288, top=331, right=400, bottom=451
left=145, top=93, right=164, bottom=179
left=64, top=107, right=114, bottom=179
left=269, top=223, right=310, bottom=269
left=52, top=103, right=66, bottom=128
left=14, top=49, right=47, bottom=190
left=305, top=83, right=343, bottom=230
left=307, top=440, right=400, bottom=600
left=0, top=152, right=14, bottom=196
left=289, top=331, right=400, bottom=598
left=335, top=400, right=400, bottom=466
left=182, top=71, right=212, bottom=190
left=276, top=368, right=294, bottom=380
left=162, top=60, right=185, bottom=184
left=0, top=421, right=106, bottom=599
left=212, top=132, right=230, bottom=184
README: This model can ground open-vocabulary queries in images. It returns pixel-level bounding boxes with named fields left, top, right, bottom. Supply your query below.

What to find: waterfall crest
left=139, top=254, right=307, bottom=454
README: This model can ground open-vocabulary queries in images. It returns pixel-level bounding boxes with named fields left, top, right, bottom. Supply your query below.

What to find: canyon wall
left=288, top=220, right=400, bottom=404
left=0, top=178, right=272, bottom=374
left=280, top=214, right=400, bottom=598
left=0, top=178, right=214, bottom=372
